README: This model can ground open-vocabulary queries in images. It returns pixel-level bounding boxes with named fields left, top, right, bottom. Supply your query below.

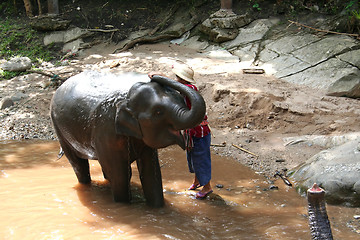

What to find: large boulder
left=44, top=27, right=93, bottom=53
left=43, top=27, right=92, bottom=46
left=30, top=15, right=71, bottom=31
left=290, top=138, right=360, bottom=206
left=326, top=73, right=360, bottom=98
left=222, top=18, right=279, bottom=49
left=255, top=33, right=360, bottom=98
left=199, top=10, right=252, bottom=43
left=326, top=49, right=360, bottom=98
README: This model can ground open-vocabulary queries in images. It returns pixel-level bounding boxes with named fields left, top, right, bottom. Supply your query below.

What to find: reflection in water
left=0, top=140, right=358, bottom=239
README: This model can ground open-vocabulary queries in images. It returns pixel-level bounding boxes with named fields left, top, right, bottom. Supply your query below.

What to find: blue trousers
left=186, top=134, right=211, bottom=186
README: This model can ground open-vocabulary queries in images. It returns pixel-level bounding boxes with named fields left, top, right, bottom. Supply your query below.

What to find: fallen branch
left=27, top=69, right=67, bottom=81
left=242, top=68, right=265, bottom=74
left=211, top=142, right=226, bottom=147
left=113, top=33, right=179, bottom=53
left=288, top=20, right=360, bottom=39
left=284, top=139, right=305, bottom=146
left=88, top=28, right=119, bottom=33
left=274, top=170, right=292, bottom=186
left=149, top=5, right=179, bottom=35
left=232, top=144, right=259, bottom=157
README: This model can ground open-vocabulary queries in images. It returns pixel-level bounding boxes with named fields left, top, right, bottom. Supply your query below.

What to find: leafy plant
left=0, top=69, right=19, bottom=79
left=352, top=9, right=360, bottom=20
left=252, top=3, right=262, bottom=11
left=0, top=18, right=57, bottom=79
left=345, top=0, right=357, bottom=11
left=0, top=19, right=54, bottom=62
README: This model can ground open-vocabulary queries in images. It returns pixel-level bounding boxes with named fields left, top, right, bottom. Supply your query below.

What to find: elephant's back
left=58, top=71, right=150, bottom=99
left=51, top=71, right=150, bottom=114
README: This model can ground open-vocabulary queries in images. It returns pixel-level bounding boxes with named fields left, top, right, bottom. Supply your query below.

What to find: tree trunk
left=48, top=0, right=59, bottom=14
left=37, top=0, right=42, bottom=15
left=220, top=0, right=232, bottom=10
left=307, top=183, right=333, bottom=240
left=23, top=0, right=33, bottom=17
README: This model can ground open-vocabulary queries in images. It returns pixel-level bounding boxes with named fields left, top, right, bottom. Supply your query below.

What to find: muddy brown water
left=0, top=140, right=359, bottom=239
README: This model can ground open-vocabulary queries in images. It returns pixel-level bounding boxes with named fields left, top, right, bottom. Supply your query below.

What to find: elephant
left=50, top=71, right=206, bottom=207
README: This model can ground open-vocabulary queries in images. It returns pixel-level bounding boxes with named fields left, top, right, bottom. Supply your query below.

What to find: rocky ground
left=1, top=41, right=359, bottom=183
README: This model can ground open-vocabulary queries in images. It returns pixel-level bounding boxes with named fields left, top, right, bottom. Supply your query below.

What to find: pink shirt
left=184, top=83, right=210, bottom=138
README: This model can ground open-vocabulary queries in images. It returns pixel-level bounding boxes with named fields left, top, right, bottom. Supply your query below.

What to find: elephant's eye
left=153, top=107, right=164, bottom=116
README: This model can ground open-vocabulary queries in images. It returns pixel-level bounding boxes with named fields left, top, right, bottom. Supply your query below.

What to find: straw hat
left=172, top=61, right=195, bottom=83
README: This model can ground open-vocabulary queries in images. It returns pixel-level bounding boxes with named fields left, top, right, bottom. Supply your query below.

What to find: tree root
left=113, top=33, right=179, bottom=53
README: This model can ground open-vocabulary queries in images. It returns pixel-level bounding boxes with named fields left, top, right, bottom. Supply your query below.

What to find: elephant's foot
left=112, top=189, right=131, bottom=203
left=77, top=176, right=91, bottom=184
left=72, top=162, right=91, bottom=184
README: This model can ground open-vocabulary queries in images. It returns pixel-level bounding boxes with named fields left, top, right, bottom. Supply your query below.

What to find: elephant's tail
left=57, top=147, right=65, bottom=160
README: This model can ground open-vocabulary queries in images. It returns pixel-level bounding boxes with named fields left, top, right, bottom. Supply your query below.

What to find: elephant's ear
left=115, top=101, right=143, bottom=139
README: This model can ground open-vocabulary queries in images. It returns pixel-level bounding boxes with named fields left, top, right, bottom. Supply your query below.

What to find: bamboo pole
left=232, top=144, right=259, bottom=157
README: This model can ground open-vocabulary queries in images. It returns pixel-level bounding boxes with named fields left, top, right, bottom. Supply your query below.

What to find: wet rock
left=290, top=139, right=360, bottom=206
left=0, top=97, right=14, bottom=110
left=0, top=57, right=32, bottom=72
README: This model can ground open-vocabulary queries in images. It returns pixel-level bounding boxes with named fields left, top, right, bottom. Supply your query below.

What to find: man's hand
left=148, top=71, right=165, bottom=79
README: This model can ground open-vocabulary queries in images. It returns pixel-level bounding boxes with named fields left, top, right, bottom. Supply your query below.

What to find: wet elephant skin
left=50, top=71, right=206, bottom=207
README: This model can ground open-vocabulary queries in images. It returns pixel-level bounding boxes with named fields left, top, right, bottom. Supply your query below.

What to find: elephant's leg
left=109, top=159, right=132, bottom=203
left=136, top=147, right=164, bottom=208
left=58, top=138, right=91, bottom=184
left=95, top=143, right=132, bottom=203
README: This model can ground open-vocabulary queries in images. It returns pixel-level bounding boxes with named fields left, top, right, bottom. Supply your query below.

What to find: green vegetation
left=252, top=3, right=261, bottom=11
left=0, top=19, right=54, bottom=61
left=0, top=18, right=56, bottom=79
left=352, top=9, right=360, bottom=20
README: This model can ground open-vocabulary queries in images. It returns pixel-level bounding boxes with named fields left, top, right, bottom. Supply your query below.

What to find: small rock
left=0, top=97, right=14, bottom=110
left=11, top=92, right=28, bottom=102
left=0, top=57, right=32, bottom=72
left=269, top=185, right=279, bottom=190
left=354, top=215, right=360, bottom=219
left=216, top=184, right=224, bottom=188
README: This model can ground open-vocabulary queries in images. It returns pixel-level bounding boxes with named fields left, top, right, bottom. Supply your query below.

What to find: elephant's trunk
left=307, top=183, right=333, bottom=240
left=151, top=75, right=206, bottom=130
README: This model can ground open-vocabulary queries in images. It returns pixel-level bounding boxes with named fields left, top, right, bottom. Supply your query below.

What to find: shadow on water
left=0, top=140, right=359, bottom=239
left=0, top=140, right=63, bottom=170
